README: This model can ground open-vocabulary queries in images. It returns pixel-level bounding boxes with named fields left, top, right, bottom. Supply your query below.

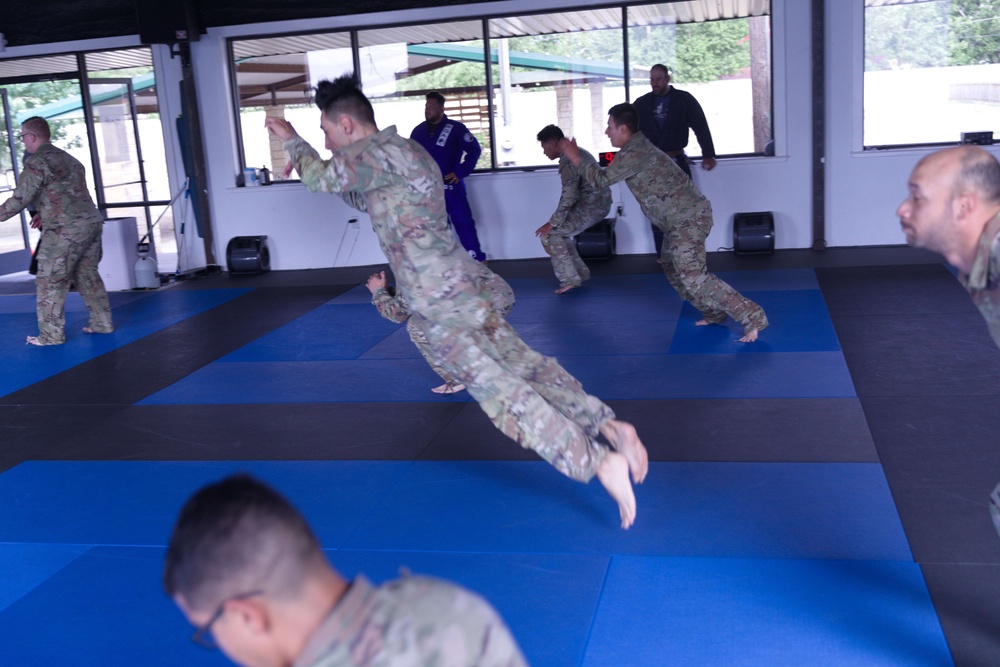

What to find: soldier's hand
left=283, top=162, right=296, bottom=179
left=535, top=222, right=553, bottom=238
left=29, top=214, right=42, bottom=230
left=366, top=271, right=387, bottom=294
left=560, top=138, right=581, bottom=165
left=265, top=117, right=298, bottom=141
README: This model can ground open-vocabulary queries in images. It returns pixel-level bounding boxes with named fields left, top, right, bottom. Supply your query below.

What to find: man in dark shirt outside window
left=632, top=64, right=717, bottom=253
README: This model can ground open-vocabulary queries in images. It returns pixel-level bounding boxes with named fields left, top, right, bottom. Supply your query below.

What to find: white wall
left=824, top=2, right=1000, bottom=248
left=188, top=0, right=817, bottom=270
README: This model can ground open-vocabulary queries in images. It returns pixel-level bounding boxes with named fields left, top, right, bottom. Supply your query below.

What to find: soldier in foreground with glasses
left=164, top=473, right=527, bottom=666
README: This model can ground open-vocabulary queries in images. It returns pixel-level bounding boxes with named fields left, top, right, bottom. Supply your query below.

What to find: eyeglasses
left=18, top=132, right=34, bottom=141
left=190, top=590, right=263, bottom=650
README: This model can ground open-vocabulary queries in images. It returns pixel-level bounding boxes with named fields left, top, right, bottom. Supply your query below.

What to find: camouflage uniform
left=287, top=127, right=614, bottom=481
left=959, top=212, right=1000, bottom=537
left=372, top=263, right=515, bottom=387
left=294, top=573, right=527, bottom=667
left=0, top=142, right=113, bottom=344
left=541, top=149, right=612, bottom=289
left=577, top=132, right=768, bottom=335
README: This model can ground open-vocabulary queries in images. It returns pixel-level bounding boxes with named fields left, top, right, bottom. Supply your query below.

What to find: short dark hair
left=650, top=64, right=670, bottom=77
left=163, top=474, right=325, bottom=612
left=21, top=116, right=51, bottom=141
left=536, top=125, right=564, bottom=143
left=314, top=74, right=376, bottom=127
left=608, top=103, right=639, bottom=134
left=426, top=91, right=445, bottom=105
left=957, top=148, right=1000, bottom=205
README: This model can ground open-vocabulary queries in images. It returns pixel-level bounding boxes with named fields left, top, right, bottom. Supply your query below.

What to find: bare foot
left=554, top=284, right=579, bottom=295
left=596, top=452, right=636, bottom=529
left=26, top=335, right=60, bottom=346
left=738, top=328, right=759, bottom=343
left=599, top=419, right=648, bottom=484
left=431, top=382, right=466, bottom=394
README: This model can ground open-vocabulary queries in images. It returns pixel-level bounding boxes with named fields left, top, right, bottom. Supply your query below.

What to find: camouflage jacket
left=287, top=127, right=490, bottom=329
left=293, top=574, right=528, bottom=667
left=372, top=263, right=515, bottom=323
left=0, top=142, right=102, bottom=229
left=961, top=211, right=1000, bottom=349
left=548, top=149, right=612, bottom=230
left=576, top=131, right=711, bottom=233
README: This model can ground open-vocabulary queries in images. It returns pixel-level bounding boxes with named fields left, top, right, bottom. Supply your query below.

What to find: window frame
left=226, top=0, right=774, bottom=176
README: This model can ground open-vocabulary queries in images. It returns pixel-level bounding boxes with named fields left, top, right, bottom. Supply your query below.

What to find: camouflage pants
left=541, top=210, right=600, bottom=288
left=35, top=221, right=114, bottom=344
left=659, top=213, right=768, bottom=333
left=406, top=318, right=459, bottom=385
left=418, top=315, right=614, bottom=481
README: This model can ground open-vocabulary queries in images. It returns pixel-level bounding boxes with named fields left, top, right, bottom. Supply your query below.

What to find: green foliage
left=395, top=60, right=487, bottom=92
left=390, top=18, right=754, bottom=97
left=629, top=19, right=751, bottom=83
left=865, top=0, right=1000, bottom=70
left=1, top=80, right=85, bottom=174
left=949, top=0, right=1000, bottom=66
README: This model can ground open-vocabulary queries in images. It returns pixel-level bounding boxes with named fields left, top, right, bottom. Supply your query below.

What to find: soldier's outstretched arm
left=0, top=162, right=44, bottom=222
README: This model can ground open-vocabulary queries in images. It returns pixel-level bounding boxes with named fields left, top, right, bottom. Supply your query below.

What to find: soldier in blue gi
left=0, top=116, right=114, bottom=345
left=535, top=124, right=612, bottom=294
left=266, top=75, right=647, bottom=529
left=410, top=91, right=487, bottom=262
left=896, top=146, right=1000, bottom=538
left=165, top=474, right=529, bottom=666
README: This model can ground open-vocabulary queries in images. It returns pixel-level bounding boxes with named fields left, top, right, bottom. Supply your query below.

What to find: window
left=226, top=0, right=772, bottom=173
left=231, top=32, right=354, bottom=180
left=0, top=48, right=176, bottom=271
left=863, top=0, right=1000, bottom=148
left=0, top=56, right=82, bottom=257
left=357, top=21, right=492, bottom=169
left=489, top=9, right=626, bottom=167
left=627, top=2, right=772, bottom=156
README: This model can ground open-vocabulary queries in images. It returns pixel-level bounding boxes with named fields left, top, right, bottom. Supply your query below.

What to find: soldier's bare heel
left=431, top=382, right=466, bottom=394
left=596, top=452, right=636, bottom=529
left=26, top=335, right=61, bottom=346
left=599, top=419, right=648, bottom=484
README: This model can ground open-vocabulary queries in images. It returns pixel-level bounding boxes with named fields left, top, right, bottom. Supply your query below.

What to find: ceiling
left=0, top=0, right=942, bottom=51
left=0, top=0, right=775, bottom=51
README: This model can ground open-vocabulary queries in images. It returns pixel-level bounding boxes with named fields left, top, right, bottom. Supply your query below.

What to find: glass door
left=0, top=88, right=31, bottom=261
left=86, top=77, right=153, bottom=246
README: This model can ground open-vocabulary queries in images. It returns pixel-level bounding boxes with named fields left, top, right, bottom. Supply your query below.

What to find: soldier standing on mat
left=266, top=74, right=648, bottom=528
left=0, top=116, right=114, bottom=346
left=562, top=103, right=768, bottom=343
left=534, top=124, right=612, bottom=294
